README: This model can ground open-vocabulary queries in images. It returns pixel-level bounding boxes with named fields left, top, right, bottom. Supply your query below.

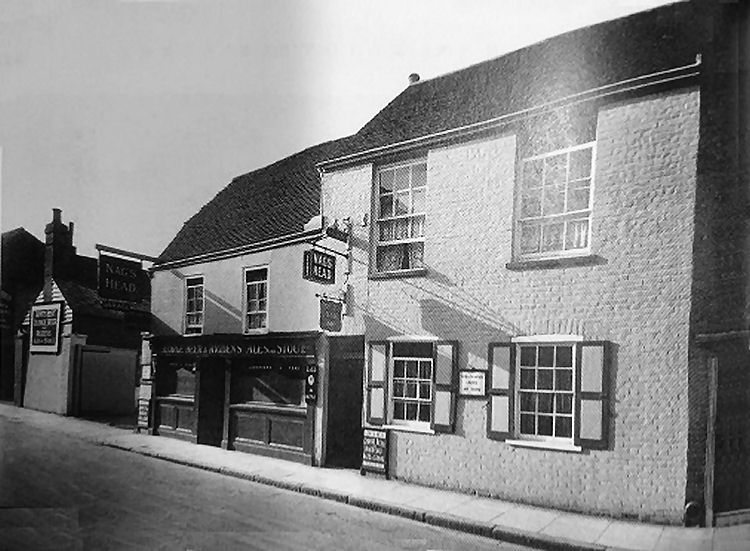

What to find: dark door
left=325, top=336, right=364, bottom=468
left=714, top=343, right=750, bottom=517
left=197, top=361, right=226, bottom=447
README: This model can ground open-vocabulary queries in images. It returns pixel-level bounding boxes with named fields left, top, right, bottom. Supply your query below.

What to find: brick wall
left=322, top=86, right=701, bottom=523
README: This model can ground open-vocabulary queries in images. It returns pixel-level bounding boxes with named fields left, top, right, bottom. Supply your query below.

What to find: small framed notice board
left=30, top=302, right=63, bottom=354
left=361, top=428, right=389, bottom=478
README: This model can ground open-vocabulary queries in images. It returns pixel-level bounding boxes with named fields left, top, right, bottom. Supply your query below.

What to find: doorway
left=713, top=342, right=750, bottom=524
left=197, top=360, right=226, bottom=447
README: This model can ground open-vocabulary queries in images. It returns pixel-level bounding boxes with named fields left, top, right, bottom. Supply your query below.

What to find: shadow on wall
left=360, top=264, right=521, bottom=369
left=152, top=269, right=243, bottom=335
left=204, top=289, right=243, bottom=332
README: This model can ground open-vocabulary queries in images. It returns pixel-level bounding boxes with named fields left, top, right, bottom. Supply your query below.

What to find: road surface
left=0, top=415, right=528, bottom=550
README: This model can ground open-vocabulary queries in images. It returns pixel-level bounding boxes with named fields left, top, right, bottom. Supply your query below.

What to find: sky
left=0, top=0, right=678, bottom=260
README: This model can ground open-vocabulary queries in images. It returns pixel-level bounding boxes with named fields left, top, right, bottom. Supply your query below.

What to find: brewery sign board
left=361, top=428, right=389, bottom=477
left=303, top=249, right=335, bottom=284
left=98, top=254, right=150, bottom=302
left=30, top=302, right=63, bottom=354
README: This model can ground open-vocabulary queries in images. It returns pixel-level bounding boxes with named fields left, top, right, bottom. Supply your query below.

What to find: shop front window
left=232, top=367, right=304, bottom=407
left=157, top=361, right=197, bottom=398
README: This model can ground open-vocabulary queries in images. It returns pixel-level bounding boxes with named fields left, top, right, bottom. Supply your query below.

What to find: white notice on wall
left=459, top=371, right=486, bottom=396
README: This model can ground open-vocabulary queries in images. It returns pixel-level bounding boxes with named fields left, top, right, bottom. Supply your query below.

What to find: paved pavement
left=1, top=403, right=748, bottom=551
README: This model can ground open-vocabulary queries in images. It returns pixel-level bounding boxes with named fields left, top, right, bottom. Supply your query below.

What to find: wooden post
left=149, top=355, right=159, bottom=435
left=13, top=331, right=27, bottom=407
left=221, top=359, right=231, bottom=450
left=704, top=355, right=718, bottom=527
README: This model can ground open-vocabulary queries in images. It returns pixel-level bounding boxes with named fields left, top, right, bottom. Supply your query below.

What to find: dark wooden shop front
left=149, top=333, right=362, bottom=467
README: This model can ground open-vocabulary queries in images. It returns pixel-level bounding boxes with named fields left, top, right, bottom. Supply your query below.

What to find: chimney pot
left=408, top=73, right=420, bottom=85
left=52, top=208, right=62, bottom=223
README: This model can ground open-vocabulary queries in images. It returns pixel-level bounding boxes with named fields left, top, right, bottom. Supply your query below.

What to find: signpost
left=29, top=302, right=63, bottom=354
left=361, top=428, right=389, bottom=477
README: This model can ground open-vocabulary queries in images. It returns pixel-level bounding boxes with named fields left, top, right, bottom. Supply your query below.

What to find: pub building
left=316, top=2, right=750, bottom=527
left=143, top=137, right=364, bottom=467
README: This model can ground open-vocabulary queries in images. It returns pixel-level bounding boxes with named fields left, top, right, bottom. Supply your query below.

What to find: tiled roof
left=57, top=276, right=150, bottom=320
left=156, top=136, right=357, bottom=264
left=156, top=2, right=710, bottom=265
left=346, top=2, right=704, bottom=156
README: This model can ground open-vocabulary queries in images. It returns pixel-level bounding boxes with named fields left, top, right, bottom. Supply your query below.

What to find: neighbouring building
left=17, top=209, right=151, bottom=417
left=144, top=138, right=364, bottom=467
left=317, top=1, right=749, bottom=526
left=1, top=227, right=45, bottom=402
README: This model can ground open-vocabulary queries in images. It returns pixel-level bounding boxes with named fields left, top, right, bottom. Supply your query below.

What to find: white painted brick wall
left=321, top=87, right=701, bottom=523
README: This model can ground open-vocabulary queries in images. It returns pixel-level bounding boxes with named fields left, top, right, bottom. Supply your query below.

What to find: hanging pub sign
left=319, top=299, right=342, bottom=332
left=361, top=428, right=389, bottom=478
left=30, top=302, right=63, bottom=354
left=98, top=254, right=150, bottom=302
left=303, top=249, right=336, bottom=284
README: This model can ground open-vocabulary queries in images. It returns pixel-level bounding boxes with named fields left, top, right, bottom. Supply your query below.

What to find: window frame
left=387, top=342, right=434, bottom=430
left=184, top=275, right=204, bottom=336
left=372, top=158, right=428, bottom=276
left=514, top=142, right=596, bottom=262
left=243, top=265, right=269, bottom=334
left=512, top=341, right=578, bottom=446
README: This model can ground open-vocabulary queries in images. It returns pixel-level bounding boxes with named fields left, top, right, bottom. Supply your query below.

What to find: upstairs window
left=375, top=160, right=427, bottom=274
left=245, top=267, right=268, bottom=332
left=184, top=276, right=204, bottom=335
left=516, top=143, right=595, bottom=260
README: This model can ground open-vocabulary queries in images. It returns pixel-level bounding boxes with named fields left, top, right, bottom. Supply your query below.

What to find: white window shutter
left=577, top=341, right=610, bottom=449
left=431, top=342, right=457, bottom=433
left=487, top=343, right=514, bottom=440
left=366, top=342, right=387, bottom=426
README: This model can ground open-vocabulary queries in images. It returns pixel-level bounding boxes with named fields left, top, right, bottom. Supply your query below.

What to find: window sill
left=505, top=254, right=605, bottom=271
left=244, top=329, right=269, bottom=335
left=369, top=268, right=428, bottom=280
left=506, top=439, right=582, bottom=453
left=382, top=424, right=435, bottom=435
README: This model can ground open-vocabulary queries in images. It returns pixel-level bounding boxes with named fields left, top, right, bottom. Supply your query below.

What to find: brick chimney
left=43, top=208, right=76, bottom=299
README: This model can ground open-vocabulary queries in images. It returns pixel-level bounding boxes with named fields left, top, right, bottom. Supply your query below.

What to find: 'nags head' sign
left=98, top=254, right=150, bottom=302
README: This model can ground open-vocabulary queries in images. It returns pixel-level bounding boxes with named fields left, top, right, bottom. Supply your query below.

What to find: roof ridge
left=411, top=1, right=683, bottom=88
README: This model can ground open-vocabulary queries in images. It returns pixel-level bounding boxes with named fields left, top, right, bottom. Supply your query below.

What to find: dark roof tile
left=157, top=135, right=358, bottom=264
left=349, top=2, right=705, bottom=155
